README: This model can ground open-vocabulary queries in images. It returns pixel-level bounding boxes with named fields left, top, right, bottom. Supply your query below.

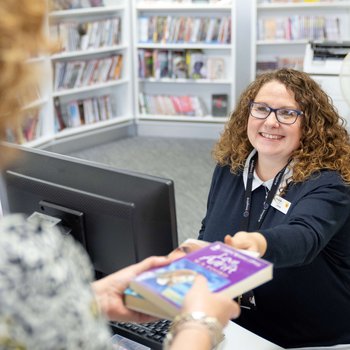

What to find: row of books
left=138, top=15, right=231, bottom=44
left=138, top=49, right=225, bottom=80
left=139, top=93, right=208, bottom=117
left=258, top=16, right=342, bottom=41
left=54, top=95, right=114, bottom=130
left=53, top=54, right=123, bottom=91
left=7, top=110, right=43, bottom=144
left=50, top=18, right=121, bottom=53
left=51, top=0, right=104, bottom=11
left=256, top=56, right=304, bottom=74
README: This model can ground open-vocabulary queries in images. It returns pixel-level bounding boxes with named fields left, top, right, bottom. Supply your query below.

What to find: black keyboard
left=110, top=319, right=171, bottom=350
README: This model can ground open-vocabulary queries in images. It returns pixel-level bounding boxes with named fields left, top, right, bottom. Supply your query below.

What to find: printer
left=303, top=41, right=350, bottom=125
left=304, top=41, right=350, bottom=75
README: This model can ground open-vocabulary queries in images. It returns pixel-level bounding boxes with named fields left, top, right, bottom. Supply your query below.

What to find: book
left=124, top=287, right=172, bottom=320
left=187, top=50, right=207, bottom=79
left=212, top=94, right=228, bottom=117
left=207, top=57, right=225, bottom=80
left=171, top=51, right=188, bottom=79
left=125, top=239, right=208, bottom=319
left=129, top=241, right=273, bottom=318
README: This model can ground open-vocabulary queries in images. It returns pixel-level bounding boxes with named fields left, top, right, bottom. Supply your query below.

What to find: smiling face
left=247, top=80, right=302, bottom=166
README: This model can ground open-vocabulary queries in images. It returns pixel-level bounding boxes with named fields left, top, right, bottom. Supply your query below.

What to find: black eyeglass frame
left=249, top=101, right=303, bottom=125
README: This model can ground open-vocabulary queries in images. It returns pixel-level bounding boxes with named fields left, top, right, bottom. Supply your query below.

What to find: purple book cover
left=131, top=241, right=273, bottom=314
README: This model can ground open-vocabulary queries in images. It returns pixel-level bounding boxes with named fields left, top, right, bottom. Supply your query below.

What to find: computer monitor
left=0, top=142, right=178, bottom=278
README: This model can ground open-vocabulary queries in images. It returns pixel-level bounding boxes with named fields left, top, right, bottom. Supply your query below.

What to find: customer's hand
left=92, top=256, right=170, bottom=323
left=225, top=232, right=267, bottom=257
left=182, top=274, right=240, bottom=327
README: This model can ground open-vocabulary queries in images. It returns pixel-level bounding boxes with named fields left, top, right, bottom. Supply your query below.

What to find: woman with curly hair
left=199, top=68, right=350, bottom=349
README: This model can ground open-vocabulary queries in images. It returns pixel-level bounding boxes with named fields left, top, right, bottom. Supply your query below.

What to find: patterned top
left=0, top=214, right=113, bottom=349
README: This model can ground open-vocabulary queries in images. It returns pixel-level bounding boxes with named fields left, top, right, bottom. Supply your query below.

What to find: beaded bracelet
left=163, top=311, right=224, bottom=350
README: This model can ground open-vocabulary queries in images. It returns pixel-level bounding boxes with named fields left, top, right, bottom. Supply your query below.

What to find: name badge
left=271, top=195, right=291, bottom=214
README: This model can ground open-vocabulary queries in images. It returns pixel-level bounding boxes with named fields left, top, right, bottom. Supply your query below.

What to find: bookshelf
left=16, top=56, right=56, bottom=147
left=13, top=0, right=133, bottom=148
left=131, top=0, right=236, bottom=137
left=251, top=0, right=350, bottom=78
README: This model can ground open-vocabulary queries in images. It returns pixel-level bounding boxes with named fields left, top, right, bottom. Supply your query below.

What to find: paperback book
left=129, top=241, right=272, bottom=318
left=211, top=94, right=228, bottom=117
left=124, top=287, right=172, bottom=320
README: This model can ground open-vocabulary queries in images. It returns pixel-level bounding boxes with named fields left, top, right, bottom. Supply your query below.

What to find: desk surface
left=220, top=321, right=284, bottom=350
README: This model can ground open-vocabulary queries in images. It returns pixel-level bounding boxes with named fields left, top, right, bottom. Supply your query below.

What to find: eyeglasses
left=249, top=101, right=303, bottom=125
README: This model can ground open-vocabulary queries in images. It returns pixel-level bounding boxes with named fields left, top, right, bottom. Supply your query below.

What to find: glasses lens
left=250, top=103, right=270, bottom=119
left=276, top=109, right=298, bottom=124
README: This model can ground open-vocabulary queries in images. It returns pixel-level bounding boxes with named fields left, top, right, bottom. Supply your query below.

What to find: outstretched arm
left=225, top=232, right=267, bottom=257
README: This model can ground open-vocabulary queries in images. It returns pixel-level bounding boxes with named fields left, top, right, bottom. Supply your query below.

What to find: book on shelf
left=66, top=100, right=83, bottom=127
left=51, top=0, right=104, bottom=11
left=186, top=50, right=207, bottom=79
left=138, top=49, right=226, bottom=81
left=140, top=93, right=208, bottom=117
left=155, top=50, right=170, bottom=79
left=207, top=56, right=225, bottom=80
left=258, top=15, right=342, bottom=42
left=139, top=15, right=231, bottom=44
left=53, top=54, right=123, bottom=91
left=54, top=97, right=67, bottom=131
left=212, top=94, right=228, bottom=117
left=171, top=51, right=188, bottom=79
left=129, top=241, right=273, bottom=318
left=52, top=18, right=121, bottom=53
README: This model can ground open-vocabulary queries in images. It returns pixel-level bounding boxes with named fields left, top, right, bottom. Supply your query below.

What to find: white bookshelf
left=10, top=55, right=56, bottom=146
left=132, top=0, right=236, bottom=129
left=251, top=0, right=350, bottom=79
left=15, top=0, right=133, bottom=148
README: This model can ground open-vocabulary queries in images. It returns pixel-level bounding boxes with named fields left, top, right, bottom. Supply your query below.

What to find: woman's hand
left=182, top=274, right=241, bottom=326
left=225, top=232, right=267, bottom=257
left=92, top=256, right=170, bottom=323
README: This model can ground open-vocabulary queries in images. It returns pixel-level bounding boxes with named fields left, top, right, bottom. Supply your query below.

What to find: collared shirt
left=242, top=149, right=293, bottom=194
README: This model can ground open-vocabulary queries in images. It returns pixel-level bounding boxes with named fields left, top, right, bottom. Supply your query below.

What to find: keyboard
left=110, top=319, right=171, bottom=350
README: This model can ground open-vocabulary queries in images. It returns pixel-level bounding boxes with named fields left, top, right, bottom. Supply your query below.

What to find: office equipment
left=0, top=142, right=178, bottom=278
left=110, top=319, right=171, bottom=350
left=303, top=41, right=350, bottom=75
left=252, top=1, right=350, bottom=78
left=303, top=41, right=350, bottom=125
left=109, top=318, right=284, bottom=350
left=340, top=52, right=350, bottom=112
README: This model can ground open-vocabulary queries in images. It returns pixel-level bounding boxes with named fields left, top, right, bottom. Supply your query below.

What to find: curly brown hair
left=0, top=0, right=50, bottom=165
left=214, top=68, right=350, bottom=184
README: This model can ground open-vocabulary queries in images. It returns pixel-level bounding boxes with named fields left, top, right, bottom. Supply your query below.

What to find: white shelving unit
left=13, top=56, right=56, bottom=147
left=251, top=0, right=350, bottom=79
left=16, top=0, right=133, bottom=148
left=49, top=0, right=133, bottom=141
left=132, top=0, right=236, bottom=137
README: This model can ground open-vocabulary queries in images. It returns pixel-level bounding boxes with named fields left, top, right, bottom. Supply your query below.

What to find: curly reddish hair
left=0, top=0, right=52, bottom=165
left=213, top=68, right=350, bottom=184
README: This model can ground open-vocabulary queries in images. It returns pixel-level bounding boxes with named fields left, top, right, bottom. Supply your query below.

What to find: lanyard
left=239, top=153, right=290, bottom=231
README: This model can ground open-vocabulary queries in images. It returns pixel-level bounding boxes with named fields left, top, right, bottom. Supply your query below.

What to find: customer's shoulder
left=0, top=214, right=93, bottom=281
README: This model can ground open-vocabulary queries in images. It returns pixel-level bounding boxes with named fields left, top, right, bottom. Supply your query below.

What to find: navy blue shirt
left=199, top=164, right=350, bottom=348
